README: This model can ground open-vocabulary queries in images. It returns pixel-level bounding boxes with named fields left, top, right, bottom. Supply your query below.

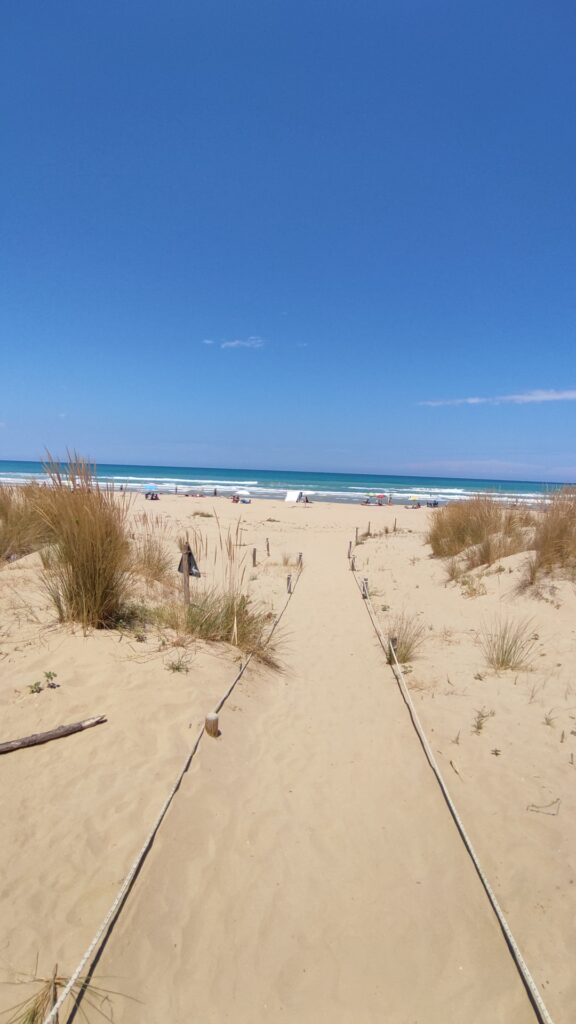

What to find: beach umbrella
left=145, top=482, right=158, bottom=491
left=235, top=488, right=250, bottom=497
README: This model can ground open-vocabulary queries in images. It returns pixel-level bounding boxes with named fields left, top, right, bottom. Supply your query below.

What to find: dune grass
left=131, top=512, right=173, bottom=586
left=427, top=496, right=532, bottom=563
left=526, top=488, right=576, bottom=581
left=149, top=590, right=279, bottom=667
left=0, top=484, right=51, bottom=562
left=481, top=617, right=536, bottom=671
left=386, top=611, right=426, bottom=664
left=38, top=455, right=134, bottom=628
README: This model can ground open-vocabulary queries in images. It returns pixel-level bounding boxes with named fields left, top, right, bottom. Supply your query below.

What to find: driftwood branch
left=0, top=715, right=107, bottom=755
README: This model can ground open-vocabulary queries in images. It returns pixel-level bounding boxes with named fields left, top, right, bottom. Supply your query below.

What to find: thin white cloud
left=420, top=388, right=576, bottom=408
left=201, top=338, right=214, bottom=345
left=221, top=336, right=264, bottom=350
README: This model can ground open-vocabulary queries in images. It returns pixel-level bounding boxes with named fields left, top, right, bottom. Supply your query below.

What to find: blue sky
left=1, top=0, right=575, bottom=480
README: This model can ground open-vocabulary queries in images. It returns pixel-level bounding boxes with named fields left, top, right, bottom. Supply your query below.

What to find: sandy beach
left=1, top=494, right=574, bottom=1022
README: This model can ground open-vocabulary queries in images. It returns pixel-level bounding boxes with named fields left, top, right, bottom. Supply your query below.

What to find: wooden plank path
left=93, top=532, right=538, bottom=1023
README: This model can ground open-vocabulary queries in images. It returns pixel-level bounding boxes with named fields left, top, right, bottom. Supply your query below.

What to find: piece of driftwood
left=0, top=715, right=106, bottom=756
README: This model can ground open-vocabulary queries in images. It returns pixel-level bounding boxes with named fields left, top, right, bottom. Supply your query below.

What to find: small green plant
left=386, top=611, right=426, bottom=664
left=459, top=574, right=487, bottom=598
left=481, top=617, right=537, bottom=671
left=472, top=707, right=495, bottom=734
left=166, top=652, right=190, bottom=673
left=28, top=681, right=43, bottom=694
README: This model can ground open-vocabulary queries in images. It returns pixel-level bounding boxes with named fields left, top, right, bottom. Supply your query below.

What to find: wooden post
left=394, top=517, right=397, bottom=532
left=252, top=547, right=257, bottom=567
left=362, top=577, right=369, bottom=598
left=367, top=521, right=371, bottom=536
left=390, top=637, right=398, bottom=656
left=205, top=713, right=219, bottom=738
left=182, top=542, right=191, bottom=606
left=350, top=556, right=355, bottom=572
left=51, top=964, right=59, bottom=1024
left=348, top=540, right=352, bottom=558
left=355, top=526, right=359, bottom=544
left=297, top=552, right=303, bottom=568
left=287, top=574, right=292, bottom=594
left=266, top=538, right=270, bottom=557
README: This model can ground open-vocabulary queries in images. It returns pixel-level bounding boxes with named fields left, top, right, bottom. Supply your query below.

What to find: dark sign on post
left=178, top=550, right=201, bottom=578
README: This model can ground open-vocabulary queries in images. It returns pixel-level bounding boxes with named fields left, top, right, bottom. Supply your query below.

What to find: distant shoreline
left=0, top=459, right=566, bottom=507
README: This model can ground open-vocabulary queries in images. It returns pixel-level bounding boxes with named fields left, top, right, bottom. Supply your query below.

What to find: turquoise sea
left=0, top=460, right=564, bottom=505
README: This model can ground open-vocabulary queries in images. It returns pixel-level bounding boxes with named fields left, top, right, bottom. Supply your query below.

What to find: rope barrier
left=42, top=569, right=303, bottom=1024
left=350, top=557, right=555, bottom=1024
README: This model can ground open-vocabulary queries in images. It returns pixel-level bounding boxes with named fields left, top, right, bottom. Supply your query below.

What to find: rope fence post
left=287, top=573, right=292, bottom=594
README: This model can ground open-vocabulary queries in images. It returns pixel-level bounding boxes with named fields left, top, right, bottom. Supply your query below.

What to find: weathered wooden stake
left=367, top=521, right=371, bottom=536
left=205, top=713, right=219, bottom=738
left=287, top=573, right=292, bottom=594
left=266, top=538, right=270, bottom=556
left=297, top=551, right=303, bottom=568
left=252, top=546, right=257, bottom=567
left=51, top=964, right=59, bottom=1024
left=362, top=578, right=369, bottom=598
left=348, top=540, right=352, bottom=558
left=390, top=636, right=398, bottom=657
left=182, top=542, right=191, bottom=606
left=394, top=517, right=397, bottom=532
left=355, top=526, right=359, bottom=544
left=350, top=556, right=356, bottom=572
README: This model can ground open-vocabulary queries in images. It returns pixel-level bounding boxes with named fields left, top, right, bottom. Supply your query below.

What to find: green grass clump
left=481, top=617, right=536, bottom=671
left=150, top=590, right=278, bottom=668
left=387, top=611, right=426, bottom=664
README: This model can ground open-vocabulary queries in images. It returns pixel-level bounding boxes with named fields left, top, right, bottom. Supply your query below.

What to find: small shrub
left=387, top=611, right=426, bottom=664
left=481, top=617, right=536, bottom=671
left=459, top=574, right=487, bottom=598
left=166, top=652, right=190, bottom=673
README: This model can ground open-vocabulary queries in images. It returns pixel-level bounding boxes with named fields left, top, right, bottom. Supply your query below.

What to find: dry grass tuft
left=38, top=454, right=134, bottom=628
left=0, top=484, right=51, bottom=562
left=427, top=496, right=532, bottom=562
left=481, top=616, right=537, bottom=671
left=2, top=964, right=119, bottom=1023
left=150, top=591, right=279, bottom=667
left=131, top=512, right=173, bottom=586
left=387, top=611, right=426, bottom=664
left=524, top=488, right=576, bottom=583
